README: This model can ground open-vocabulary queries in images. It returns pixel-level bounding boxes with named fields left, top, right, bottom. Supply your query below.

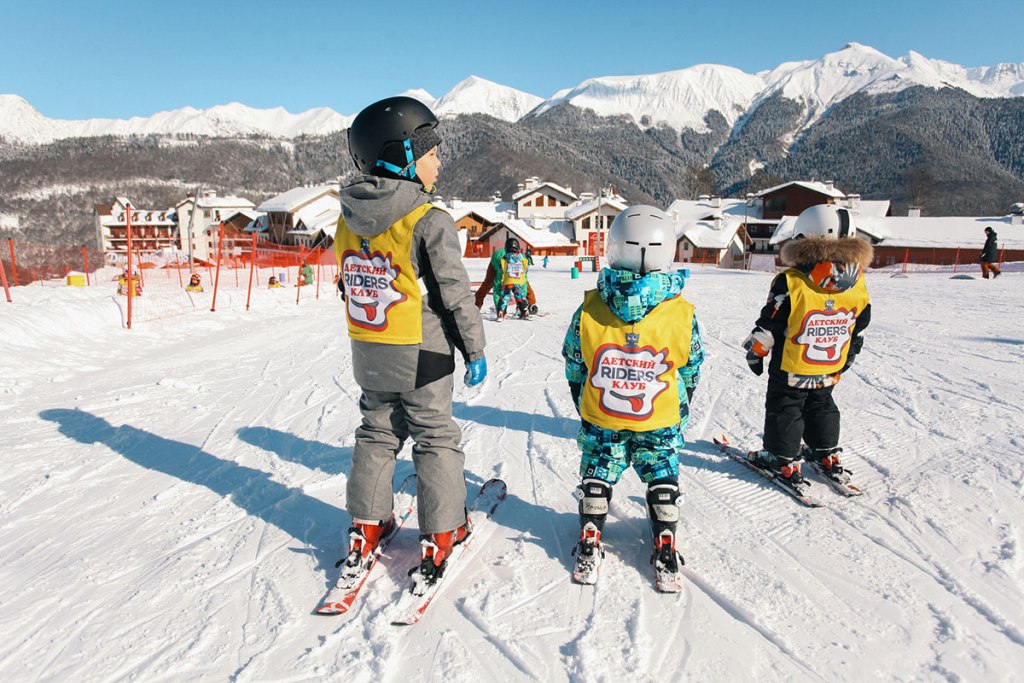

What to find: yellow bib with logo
left=780, top=269, right=869, bottom=375
left=334, top=203, right=432, bottom=345
left=579, top=290, right=693, bottom=431
left=501, top=257, right=527, bottom=286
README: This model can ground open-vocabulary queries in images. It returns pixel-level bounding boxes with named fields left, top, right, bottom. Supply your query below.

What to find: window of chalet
left=547, top=196, right=556, bottom=207
left=764, top=196, right=787, bottom=214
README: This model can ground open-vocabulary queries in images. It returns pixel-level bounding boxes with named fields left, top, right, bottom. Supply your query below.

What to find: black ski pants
left=762, top=378, right=840, bottom=459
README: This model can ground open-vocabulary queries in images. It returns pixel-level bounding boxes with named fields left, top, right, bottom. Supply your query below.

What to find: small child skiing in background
left=185, top=273, right=203, bottom=292
left=497, top=238, right=530, bottom=320
left=474, top=237, right=540, bottom=316
left=742, top=205, right=872, bottom=493
left=562, top=205, right=704, bottom=592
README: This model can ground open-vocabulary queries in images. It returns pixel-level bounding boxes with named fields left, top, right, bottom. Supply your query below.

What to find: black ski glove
left=569, top=382, right=582, bottom=416
left=745, top=350, right=764, bottom=376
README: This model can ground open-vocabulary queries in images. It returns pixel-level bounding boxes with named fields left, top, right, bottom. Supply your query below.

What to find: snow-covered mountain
left=2, top=44, right=1023, bottom=145
left=433, top=75, right=543, bottom=122
left=0, top=95, right=354, bottom=145
left=531, top=64, right=764, bottom=132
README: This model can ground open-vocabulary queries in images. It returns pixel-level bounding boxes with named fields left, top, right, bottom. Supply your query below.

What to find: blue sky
left=2, top=0, right=1022, bottom=119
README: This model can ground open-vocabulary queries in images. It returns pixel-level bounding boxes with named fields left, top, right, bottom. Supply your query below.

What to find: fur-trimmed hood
left=780, top=236, right=873, bottom=292
left=780, top=236, right=873, bottom=269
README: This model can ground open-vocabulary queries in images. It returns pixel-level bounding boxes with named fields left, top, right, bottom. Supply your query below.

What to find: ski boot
left=750, top=450, right=809, bottom=490
left=339, top=518, right=394, bottom=574
left=804, top=446, right=852, bottom=484
left=647, top=481, right=685, bottom=592
left=572, top=479, right=611, bottom=584
left=411, top=523, right=470, bottom=594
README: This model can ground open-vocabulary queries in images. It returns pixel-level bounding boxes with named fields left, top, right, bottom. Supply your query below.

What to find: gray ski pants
left=347, top=374, right=467, bottom=534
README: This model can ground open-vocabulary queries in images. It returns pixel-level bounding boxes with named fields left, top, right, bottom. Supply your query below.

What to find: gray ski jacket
left=337, top=175, right=485, bottom=392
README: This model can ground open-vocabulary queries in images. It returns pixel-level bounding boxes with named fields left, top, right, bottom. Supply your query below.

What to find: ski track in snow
left=1, top=263, right=1023, bottom=681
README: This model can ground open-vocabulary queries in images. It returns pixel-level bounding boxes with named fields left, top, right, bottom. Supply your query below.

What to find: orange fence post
left=316, top=250, right=322, bottom=301
left=0, top=252, right=11, bottom=302
left=82, top=246, right=91, bottom=286
left=901, top=248, right=909, bottom=275
left=126, top=204, right=134, bottom=330
left=999, top=247, right=1005, bottom=267
left=211, top=223, right=225, bottom=312
left=952, top=247, right=960, bottom=274
left=8, top=239, right=19, bottom=286
left=246, top=233, right=257, bottom=311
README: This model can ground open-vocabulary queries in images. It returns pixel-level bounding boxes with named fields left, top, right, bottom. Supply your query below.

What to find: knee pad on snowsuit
left=577, top=478, right=613, bottom=531
left=646, top=479, right=680, bottom=536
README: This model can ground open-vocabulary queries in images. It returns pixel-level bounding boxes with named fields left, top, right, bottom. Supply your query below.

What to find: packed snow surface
left=1, top=261, right=1023, bottom=681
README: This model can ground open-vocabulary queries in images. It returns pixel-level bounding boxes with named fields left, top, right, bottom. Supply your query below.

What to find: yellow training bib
left=579, top=290, right=693, bottom=431
left=780, top=269, right=870, bottom=375
left=334, top=203, right=432, bottom=345
left=501, top=257, right=527, bottom=286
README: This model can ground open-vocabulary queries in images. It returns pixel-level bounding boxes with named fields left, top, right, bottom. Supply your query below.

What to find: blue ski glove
left=464, top=356, right=487, bottom=387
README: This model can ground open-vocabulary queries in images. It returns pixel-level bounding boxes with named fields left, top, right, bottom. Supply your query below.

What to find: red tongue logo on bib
left=352, top=300, right=380, bottom=321
left=609, top=391, right=645, bottom=413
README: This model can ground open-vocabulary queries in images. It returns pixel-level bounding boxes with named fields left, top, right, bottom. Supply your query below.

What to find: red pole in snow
left=126, top=204, right=134, bottom=330
left=999, top=246, right=1005, bottom=268
left=8, top=239, right=19, bottom=286
left=82, top=246, right=91, bottom=286
left=246, top=232, right=257, bottom=311
left=953, top=247, right=960, bottom=274
left=901, top=248, right=909, bottom=274
left=0, top=252, right=11, bottom=302
left=211, top=223, right=225, bottom=312
left=315, top=249, right=322, bottom=301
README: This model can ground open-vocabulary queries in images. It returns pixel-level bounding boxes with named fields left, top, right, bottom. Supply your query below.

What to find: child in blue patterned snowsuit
left=561, top=205, right=703, bottom=589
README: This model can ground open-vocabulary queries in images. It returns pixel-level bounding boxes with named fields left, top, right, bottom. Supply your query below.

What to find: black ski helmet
left=504, top=237, right=521, bottom=253
left=347, top=96, right=440, bottom=181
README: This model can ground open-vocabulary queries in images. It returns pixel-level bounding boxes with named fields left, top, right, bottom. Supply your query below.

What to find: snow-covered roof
left=667, top=197, right=755, bottom=222
left=755, top=181, right=846, bottom=200
left=853, top=200, right=891, bottom=218
left=436, top=200, right=515, bottom=224
left=771, top=214, right=1024, bottom=248
left=565, top=196, right=628, bottom=221
left=289, top=205, right=341, bottom=237
left=480, top=218, right=575, bottom=248
left=257, top=185, right=338, bottom=213
left=675, top=216, right=746, bottom=249
left=223, top=209, right=263, bottom=223
left=195, top=195, right=255, bottom=210
left=512, top=181, right=578, bottom=202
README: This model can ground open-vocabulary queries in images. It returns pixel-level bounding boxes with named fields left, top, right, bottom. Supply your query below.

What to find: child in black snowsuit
left=743, top=205, right=873, bottom=490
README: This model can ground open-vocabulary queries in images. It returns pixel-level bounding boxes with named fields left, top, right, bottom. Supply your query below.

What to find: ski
left=805, top=460, right=863, bottom=497
left=314, top=474, right=417, bottom=615
left=390, top=478, right=507, bottom=626
left=713, top=436, right=824, bottom=508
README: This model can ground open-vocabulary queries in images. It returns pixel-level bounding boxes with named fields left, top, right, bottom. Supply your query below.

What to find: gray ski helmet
left=347, top=96, right=440, bottom=180
left=792, top=204, right=856, bottom=240
left=606, top=205, right=676, bottom=275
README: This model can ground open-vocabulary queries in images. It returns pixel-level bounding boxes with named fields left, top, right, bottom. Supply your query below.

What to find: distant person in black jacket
left=980, top=227, right=1002, bottom=279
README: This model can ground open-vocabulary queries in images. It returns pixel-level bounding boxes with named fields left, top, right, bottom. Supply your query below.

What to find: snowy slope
left=1, top=261, right=1023, bottom=681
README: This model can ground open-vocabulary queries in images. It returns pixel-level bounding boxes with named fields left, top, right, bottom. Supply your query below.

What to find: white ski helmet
left=792, top=204, right=856, bottom=240
left=606, top=205, right=676, bottom=275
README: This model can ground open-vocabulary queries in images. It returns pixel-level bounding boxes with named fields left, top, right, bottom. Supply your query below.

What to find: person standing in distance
left=335, top=96, right=487, bottom=588
left=980, top=226, right=1002, bottom=279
